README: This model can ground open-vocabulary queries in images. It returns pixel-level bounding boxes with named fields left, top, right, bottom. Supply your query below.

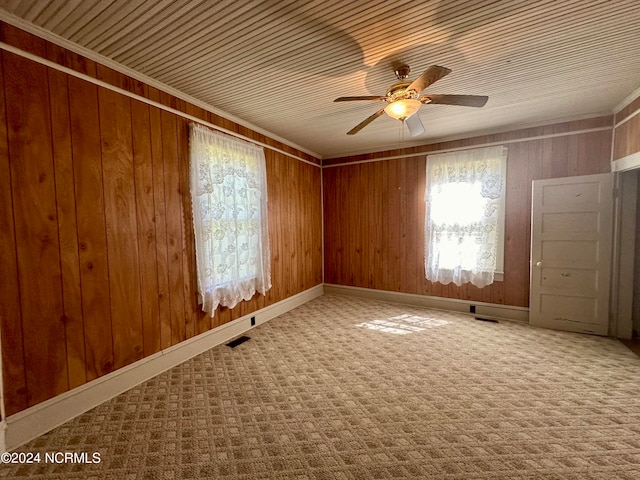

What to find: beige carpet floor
left=2, top=294, right=640, bottom=479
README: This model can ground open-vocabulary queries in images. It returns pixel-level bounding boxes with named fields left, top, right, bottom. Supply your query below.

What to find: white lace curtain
left=424, top=146, right=507, bottom=288
left=189, top=123, right=271, bottom=316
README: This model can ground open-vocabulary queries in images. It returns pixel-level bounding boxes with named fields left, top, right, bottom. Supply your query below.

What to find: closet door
left=529, top=173, right=613, bottom=335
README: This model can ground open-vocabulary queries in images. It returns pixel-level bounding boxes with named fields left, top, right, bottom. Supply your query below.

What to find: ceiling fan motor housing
left=386, top=81, right=419, bottom=103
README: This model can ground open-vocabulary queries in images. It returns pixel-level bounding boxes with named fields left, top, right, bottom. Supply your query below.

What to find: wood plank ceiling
left=1, top=0, right=639, bottom=158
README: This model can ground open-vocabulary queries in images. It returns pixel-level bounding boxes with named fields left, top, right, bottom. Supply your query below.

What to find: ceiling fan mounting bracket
left=394, top=64, right=411, bottom=80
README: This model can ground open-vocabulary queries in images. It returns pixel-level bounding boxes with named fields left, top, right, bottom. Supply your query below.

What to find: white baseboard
left=3, top=284, right=323, bottom=452
left=4, top=283, right=527, bottom=451
left=323, top=284, right=530, bottom=323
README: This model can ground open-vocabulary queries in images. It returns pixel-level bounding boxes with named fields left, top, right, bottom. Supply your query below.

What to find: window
left=189, top=123, right=271, bottom=316
left=424, top=146, right=507, bottom=288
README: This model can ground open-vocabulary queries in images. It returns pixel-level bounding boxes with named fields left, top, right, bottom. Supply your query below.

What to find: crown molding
left=613, top=84, right=640, bottom=114
left=0, top=10, right=321, bottom=161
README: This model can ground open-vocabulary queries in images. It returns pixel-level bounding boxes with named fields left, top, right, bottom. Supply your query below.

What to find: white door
left=530, top=173, right=613, bottom=335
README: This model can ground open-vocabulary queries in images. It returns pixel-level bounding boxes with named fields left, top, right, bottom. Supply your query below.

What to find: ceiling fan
left=334, top=64, right=488, bottom=136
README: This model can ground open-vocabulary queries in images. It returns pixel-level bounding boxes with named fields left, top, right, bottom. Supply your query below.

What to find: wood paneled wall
left=323, top=117, right=613, bottom=308
left=0, top=23, right=322, bottom=417
left=613, top=94, right=640, bottom=160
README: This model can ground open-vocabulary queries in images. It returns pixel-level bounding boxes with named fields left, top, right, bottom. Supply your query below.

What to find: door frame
left=611, top=154, right=640, bottom=338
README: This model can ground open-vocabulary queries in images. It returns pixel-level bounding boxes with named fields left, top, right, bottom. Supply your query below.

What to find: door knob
left=536, top=261, right=542, bottom=267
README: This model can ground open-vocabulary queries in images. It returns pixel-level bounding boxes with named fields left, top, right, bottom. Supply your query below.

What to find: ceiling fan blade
left=406, top=65, right=451, bottom=94
left=405, top=114, right=425, bottom=137
left=421, top=94, right=489, bottom=107
left=347, top=108, right=386, bottom=135
left=334, top=96, right=387, bottom=102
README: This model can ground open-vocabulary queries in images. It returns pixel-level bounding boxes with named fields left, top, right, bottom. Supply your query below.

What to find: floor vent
left=475, top=317, right=499, bottom=323
left=226, top=336, right=251, bottom=348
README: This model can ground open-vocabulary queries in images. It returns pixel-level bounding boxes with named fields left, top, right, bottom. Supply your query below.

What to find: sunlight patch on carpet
left=355, top=314, right=449, bottom=334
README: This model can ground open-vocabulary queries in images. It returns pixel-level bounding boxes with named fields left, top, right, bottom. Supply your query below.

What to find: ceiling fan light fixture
left=384, top=98, right=421, bottom=121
